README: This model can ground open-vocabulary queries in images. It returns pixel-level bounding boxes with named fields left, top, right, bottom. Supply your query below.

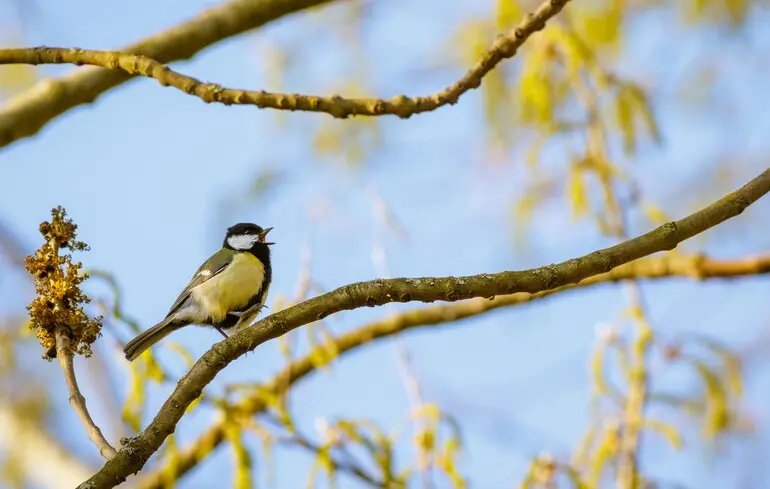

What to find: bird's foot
left=230, top=304, right=268, bottom=318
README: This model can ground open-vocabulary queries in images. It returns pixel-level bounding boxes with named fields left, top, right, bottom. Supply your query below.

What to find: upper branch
left=81, top=168, right=770, bottom=488
left=0, top=0, right=335, bottom=150
left=0, top=0, right=573, bottom=149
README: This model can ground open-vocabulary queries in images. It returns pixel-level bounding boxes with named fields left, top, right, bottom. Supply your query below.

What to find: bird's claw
left=231, top=304, right=268, bottom=318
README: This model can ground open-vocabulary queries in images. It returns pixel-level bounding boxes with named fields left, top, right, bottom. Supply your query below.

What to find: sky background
left=1, top=0, right=770, bottom=488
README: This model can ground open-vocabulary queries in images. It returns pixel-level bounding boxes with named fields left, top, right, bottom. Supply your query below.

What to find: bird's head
left=224, top=223, right=275, bottom=250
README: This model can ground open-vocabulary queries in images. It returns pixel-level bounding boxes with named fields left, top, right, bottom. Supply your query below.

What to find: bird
left=123, top=222, right=274, bottom=361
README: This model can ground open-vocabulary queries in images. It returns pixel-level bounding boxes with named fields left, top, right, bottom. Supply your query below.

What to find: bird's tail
left=123, top=316, right=185, bottom=361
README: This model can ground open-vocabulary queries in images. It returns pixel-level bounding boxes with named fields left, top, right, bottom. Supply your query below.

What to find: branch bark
left=0, top=0, right=572, bottom=122
left=0, top=0, right=336, bottom=150
left=81, top=167, right=770, bottom=488
left=136, top=251, right=770, bottom=488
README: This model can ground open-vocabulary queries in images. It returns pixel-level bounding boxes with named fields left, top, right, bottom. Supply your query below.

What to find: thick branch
left=0, top=0, right=571, bottom=128
left=54, top=326, right=118, bottom=460
left=0, top=0, right=335, bottom=150
left=82, top=168, right=770, bottom=488
left=136, top=251, right=770, bottom=488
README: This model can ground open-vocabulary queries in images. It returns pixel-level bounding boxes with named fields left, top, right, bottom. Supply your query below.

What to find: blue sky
left=2, top=1, right=770, bottom=488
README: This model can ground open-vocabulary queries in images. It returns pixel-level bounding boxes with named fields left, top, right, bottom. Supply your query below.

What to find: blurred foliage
left=0, top=60, right=35, bottom=97
left=0, top=9, right=36, bottom=97
left=683, top=0, right=757, bottom=26
left=0, top=317, right=52, bottom=488
left=572, top=316, right=747, bottom=489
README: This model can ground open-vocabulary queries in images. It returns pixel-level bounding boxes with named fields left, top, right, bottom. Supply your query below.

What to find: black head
left=223, top=223, right=275, bottom=251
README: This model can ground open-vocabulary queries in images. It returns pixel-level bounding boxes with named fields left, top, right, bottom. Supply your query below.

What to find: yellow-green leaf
left=614, top=87, right=636, bottom=156
left=495, top=0, right=522, bottom=30
left=691, top=360, right=729, bottom=439
left=121, top=360, right=145, bottom=432
left=643, top=418, right=684, bottom=450
left=224, top=421, right=253, bottom=489
left=567, top=159, right=589, bottom=219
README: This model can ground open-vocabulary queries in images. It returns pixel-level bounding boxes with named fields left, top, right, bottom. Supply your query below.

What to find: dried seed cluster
left=24, top=206, right=103, bottom=357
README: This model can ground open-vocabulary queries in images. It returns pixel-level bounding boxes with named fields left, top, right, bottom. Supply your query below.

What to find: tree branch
left=82, top=167, right=770, bottom=488
left=136, top=251, right=770, bottom=488
left=55, top=327, right=118, bottom=460
left=0, top=0, right=337, bottom=150
left=0, top=0, right=572, bottom=128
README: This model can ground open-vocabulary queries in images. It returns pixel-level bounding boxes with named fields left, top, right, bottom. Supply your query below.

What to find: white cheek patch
left=227, top=234, right=260, bottom=250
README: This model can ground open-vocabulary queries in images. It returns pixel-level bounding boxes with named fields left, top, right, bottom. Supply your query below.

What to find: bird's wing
left=164, top=248, right=237, bottom=317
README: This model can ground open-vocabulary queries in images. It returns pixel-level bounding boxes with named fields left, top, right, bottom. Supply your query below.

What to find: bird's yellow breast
left=190, top=253, right=265, bottom=322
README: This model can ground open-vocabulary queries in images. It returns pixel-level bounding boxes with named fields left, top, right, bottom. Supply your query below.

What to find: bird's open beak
left=259, top=227, right=275, bottom=245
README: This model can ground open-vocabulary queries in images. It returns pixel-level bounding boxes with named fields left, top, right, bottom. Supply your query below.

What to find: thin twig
left=614, top=187, right=650, bottom=489
left=370, top=187, right=430, bottom=486
left=54, top=326, right=117, bottom=459
left=46, top=235, right=117, bottom=460
left=276, top=435, right=383, bottom=487
left=0, top=0, right=572, bottom=122
left=396, top=344, right=434, bottom=489
left=264, top=414, right=383, bottom=488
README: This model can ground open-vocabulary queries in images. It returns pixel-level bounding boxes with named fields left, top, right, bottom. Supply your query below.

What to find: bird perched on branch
left=123, top=223, right=274, bottom=361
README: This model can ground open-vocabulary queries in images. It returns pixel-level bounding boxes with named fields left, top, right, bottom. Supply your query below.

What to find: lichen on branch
left=24, top=206, right=103, bottom=358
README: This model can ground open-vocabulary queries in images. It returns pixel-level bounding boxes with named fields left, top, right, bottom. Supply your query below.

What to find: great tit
left=123, top=223, right=274, bottom=361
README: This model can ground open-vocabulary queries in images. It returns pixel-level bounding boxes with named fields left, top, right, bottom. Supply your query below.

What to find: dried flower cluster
left=24, top=206, right=103, bottom=358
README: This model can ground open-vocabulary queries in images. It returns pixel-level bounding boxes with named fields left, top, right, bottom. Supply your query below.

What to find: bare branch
left=0, top=0, right=337, bottom=150
left=136, top=250, right=770, bottom=489
left=0, top=0, right=572, bottom=144
left=82, top=168, right=770, bottom=488
left=54, top=326, right=118, bottom=460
